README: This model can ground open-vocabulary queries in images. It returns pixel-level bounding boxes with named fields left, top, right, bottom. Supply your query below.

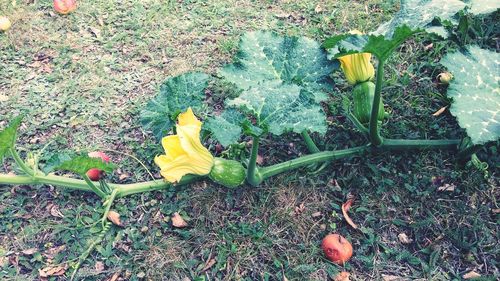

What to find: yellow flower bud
left=338, top=52, right=374, bottom=85
left=337, top=30, right=374, bottom=85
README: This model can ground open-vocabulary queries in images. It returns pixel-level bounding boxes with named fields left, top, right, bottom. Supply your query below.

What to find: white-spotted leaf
left=440, top=46, right=500, bottom=144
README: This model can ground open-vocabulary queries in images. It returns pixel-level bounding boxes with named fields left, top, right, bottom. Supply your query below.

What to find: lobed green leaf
left=440, top=46, right=500, bottom=145
left=220, top=31, right=335, bottom=136
left=204, top=109, right=245, bottom=147
left=324, top=25, right=418, bottom=61
left=56, top=155, right=116, bottom=176
left=140, top=72, right=210, bottom=141
left=0, top=116, right=23, bottom=161
left=373, top=0, right=499, bottom=39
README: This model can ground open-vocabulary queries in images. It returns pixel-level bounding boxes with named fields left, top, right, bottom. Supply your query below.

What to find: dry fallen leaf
left=334, top=271, right=350, bottom=281
left=201, top=258, right=216, bottom=272
left=432, top=106, right=448, bottom=117
left=39, top=265, right=67, bottom=278
left=108, top=272, right=120, bottom=281
left=107, top=210, right=123, bottom=226
left=311, top=211, right=322, bottom=218
left=0, top=256, right=9, bottom=267
left=382, top=275, right=409, bottom=281
left=463, top=271, right=481, bottom=279
left=438, top=183, right=456, bottom=192
left=21, top=248, right=38, bottom=255
left=294, top=203, right=306, bottom=215
left=398, top=233, right=413, bottom=244
left=314, top=4, right=323, bottom=13
left=47, top=203, right=64, bottom=218
left=172, top=212, right=188, bottom=228
left=342, top=198, right=358, bottom=229
left=424, top=43, right=434, bottom=51
left=43, top=245, right=66, bottom=260
left=95, top=261, right=105, bottom=272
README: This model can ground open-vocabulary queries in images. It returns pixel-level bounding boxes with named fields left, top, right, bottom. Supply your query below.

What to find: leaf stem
left=101, top=188, right=118, bottom=228
left=301, top=130, right=321, bottom=153
left=369, top=59, right=385, bottom=146
left=246, top=136, right=263, bottom=186
left=9, top=148, right=35, bottom=177
left=82, top=174, right=107, bottom=198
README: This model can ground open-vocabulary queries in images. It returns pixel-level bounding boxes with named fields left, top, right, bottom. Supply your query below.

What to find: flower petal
left=177, top=107, right=202, bottom=128
left=161, top=135, right=186, bottom=160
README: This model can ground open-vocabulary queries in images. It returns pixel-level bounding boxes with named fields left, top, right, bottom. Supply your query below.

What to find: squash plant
left=0, top=0, right=498, bottom=277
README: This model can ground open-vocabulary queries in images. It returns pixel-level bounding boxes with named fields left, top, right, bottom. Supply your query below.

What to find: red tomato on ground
left=53, top=0, right=77, bottom=15
left=321, top=234, right=353, bottom=264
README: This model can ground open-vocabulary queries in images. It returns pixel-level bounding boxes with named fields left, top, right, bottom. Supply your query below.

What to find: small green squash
left=352, top=81, right=385, bottom=124
left=209, top=158, right=246, bottom=188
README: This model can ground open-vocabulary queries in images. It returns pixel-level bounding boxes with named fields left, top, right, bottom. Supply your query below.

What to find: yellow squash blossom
left=154, top=108, right=214, bottom=183
left=338, top=30, right=375, bottom=85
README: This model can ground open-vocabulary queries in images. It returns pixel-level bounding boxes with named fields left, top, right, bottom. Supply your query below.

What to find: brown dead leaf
left=108, top=272, right=120, bottom=281
left=0, top=256, right=9, bottom=267
left=492, top=209, right=500, bottom=214
left=314, top=4, right=323, bottom=13
left=382, top=275, right=409, bottom=281
left=39, top=265, right=67, bottom=278
left=438, top=183, right=455, bottom=192
left=119, top=173, right=130, bottom=181
left=172, top=212, right=188, bottom=228
left=275, top=13, right=290, bottom=19
left=21, top=248, right=38, bottom=255
left=311, top=211, right=322, bottom=218
left=398, top=233, right=413, bottom=244
left=334, top=271, right=350, bottom=281
left=424, top=43, right=434, bottom=51
left=294, top=203, right=306, bottom=215
left=0, top=94, right=9, bottom=102
left=47, top=203, right=64, bottom=218
left=201, top=258, right=216, bottom=272
left=463, top=271, right=481, bottom=279
left=95, top=261, right=105, bottom=272
left=432, top=106, right=448, bottom=117
left=43, top=245, right=66, bottom=260
left=342, top=198, right=358, bottom=229
left=107, top=210, right=123, bottom=226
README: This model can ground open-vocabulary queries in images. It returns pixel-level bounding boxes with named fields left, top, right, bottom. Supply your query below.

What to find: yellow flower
left=154, top=108, right=214, bottom=183
left=338, top=30, right=374, bottom=85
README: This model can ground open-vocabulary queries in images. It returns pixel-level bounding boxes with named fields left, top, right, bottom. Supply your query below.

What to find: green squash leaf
left=40, top=151, right=76, bottom=174
left=440, top=46, right=500, bottom=145
left=56, top=155, right=116, bottom=176
left=220, top=31, right=335, bottom=136
left=221, top=31, right=336, bottom=102
left=227, top=81, right=327, bottom=136
left=324, top=25, right=418, bottom=61
left=374, top=0, right=467, bottom=38
left=463, top=0, right=500, bottom=15
left=0, top=116, right=23, bottom=160
left=140, top=72, right=210, bottom=141
left=373, top=0, right=499, bottom=39
left=205, top=109, right=245, bottom=147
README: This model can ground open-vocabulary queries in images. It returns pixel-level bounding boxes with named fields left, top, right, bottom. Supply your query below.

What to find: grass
left=1, top=0, right=499, bottom=280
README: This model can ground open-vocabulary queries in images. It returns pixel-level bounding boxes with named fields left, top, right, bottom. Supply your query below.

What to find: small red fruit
left=86, top=151, right=110, bottom=181
left=321, top=234, right=353, bottom=264
left=53, top=0, right=77, bottom=15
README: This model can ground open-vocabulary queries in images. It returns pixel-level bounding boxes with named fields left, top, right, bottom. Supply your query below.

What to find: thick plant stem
left=115, top=175, right=198, bottom=197
left=369, top=60, right=385, bottom=146
left=381, top=139, right=460, bottom=150
left=301, top=130, right=320, bottom=153
left=9, top=148, right=35, bottom=177
left=246, top=136, right=263, bottom=186
left=260, top=146, right=368, bottom=179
